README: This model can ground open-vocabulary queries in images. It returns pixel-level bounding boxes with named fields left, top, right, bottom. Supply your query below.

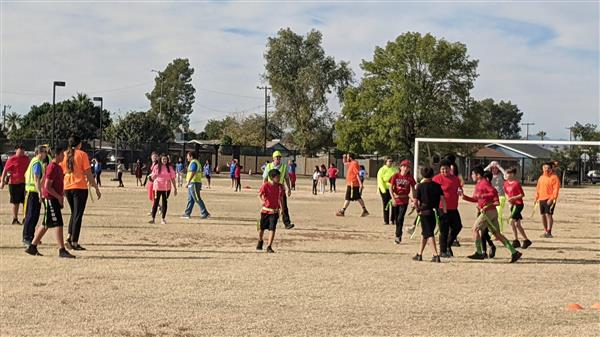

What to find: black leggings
left=95, top=172, right=101, bottom=186
left=235, top=177, right=241, bottom=191
left=393, top=204, right=408, bottom=239
left=329, top=178, right=336, bottom=192
left=439, top=209, right=463, bottom=254
left=312, top=180, right=318, bottom=195
left=117, top=172, right=123, bottom=187
left=481, top=228, right=495, bottom=252
left=65, top=189, right=88, bottom=243
left=380, top=191, right=396, bottom=225
left=152, top=190, right=170, bottom=219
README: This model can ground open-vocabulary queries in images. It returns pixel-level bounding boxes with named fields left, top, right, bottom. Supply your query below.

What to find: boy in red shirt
left=1, top=144, right=30, bottom=225
left=257, top=169, right=285, bottom=253
left=389, top=160, right=416, bottom=244
left=504, top=167, right=532, bottom=249
left=432, top=159, right=463, bottom=257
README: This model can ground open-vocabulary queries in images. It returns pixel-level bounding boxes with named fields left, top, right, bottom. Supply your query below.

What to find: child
left=257, top=169, right=285, bottom=253
left=504, top=167, right=532, bottom=249
left=462, top=166, right=522, bottom=263
left=312, top=166, right=320, bottom=195
left=116, top=160, right=125, bottom=187
left=328, top=163, right=339, bottom=193
left=25, top=145, right=75, bottom=258
left=149, top=154, right=177, bottom=225
left=359, top=165, right=366, bottom=184
left=234, top=164, right=242, bottom=192
left=135, top=160, right=143, bottom=186
left=389, top=160, right=416, bottom=244
left=319, top=164, right=327, bottom=194
left=176, top=158, right=184, bottom=188
left=412, top=167, right=445, bottom=262
left=432, top=159, right=463, bottom=257
left=203, top=160, right=212, bottom=189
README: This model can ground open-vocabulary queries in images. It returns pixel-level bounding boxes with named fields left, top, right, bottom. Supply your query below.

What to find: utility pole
left=521, top=122, right=535, bottom=140
left=2, top=105, right=10, bottom=132
left=257, top=86, right=271, bottom=151
left=565, top=127, right=573, bottom=141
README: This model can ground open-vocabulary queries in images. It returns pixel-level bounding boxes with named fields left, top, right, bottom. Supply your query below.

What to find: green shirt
left=377, top=165, right=398, bottom=193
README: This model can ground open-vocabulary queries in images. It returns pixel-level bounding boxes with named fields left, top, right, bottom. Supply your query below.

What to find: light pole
left=93, top=97, right=104, bottom=153
left=257, top=86, right=271, bottom=151
left=52, top=81, right=66, bottom=147
left=151, top=69, right=164, bottom=118
left=521, top=122, right=535, bottom=140
left=2, top=105, right=10, bottom=132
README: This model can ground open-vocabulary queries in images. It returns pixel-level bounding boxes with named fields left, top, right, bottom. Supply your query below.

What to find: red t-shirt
left=464, top=179, right=498, bottom=210
left=259, top=182, right=284, bottom=214
left=432, top=174, right=461, bottom=210
left=345, top=160, right=360, bottom=186
left=389, top=173, right=416, bottom=205
left=503, top=180, right=524, bottom=205
left=234, top=166, right=241, bottom=178
left=328, top=167, right=338, bottom=178
left=42, top=162, right=64, bottom=200
left=3, top=154, right=30, bottom=184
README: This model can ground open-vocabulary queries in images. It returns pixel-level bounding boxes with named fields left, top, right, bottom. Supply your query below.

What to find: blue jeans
left=184, top=183, right=209, bottom=216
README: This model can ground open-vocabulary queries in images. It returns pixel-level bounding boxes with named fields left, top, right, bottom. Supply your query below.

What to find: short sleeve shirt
left=259, top=182, right=284, bottom=212
left=504, top=180, right=524, bottom=205
left=390, top=173, right=417, bottom=205
left=415, top=181, right=444, bottom=211
left=42, top=162, right=64, bottom=199
left=60, top=149, right=91, bottom=190
left=345, top=160, right=360, bottom=186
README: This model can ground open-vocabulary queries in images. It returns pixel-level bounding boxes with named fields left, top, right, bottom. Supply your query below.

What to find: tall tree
left=107, top=111, right=172, bottom=147
left=476, top=98, right=523, bottom=139
left=146, top=58, right=196, bottom=134
left=537, top=130, right=547, bottom=140
left=265, top=28, right=353, bottom=155
left=571, top=122, right=600, bottom=141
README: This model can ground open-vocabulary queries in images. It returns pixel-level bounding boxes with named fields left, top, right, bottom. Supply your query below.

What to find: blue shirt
left=189, top=162, right=198, bottom=173
left=176, top=163, right=184, bottom=173
left=32, top=162, right=42, bottom=178
left=95, top=163, right=102, bottom=174
left=289, top=163, right=297, bottom=174
left=204, top=164, right=211, bottom=176
left=229, top=163, right=236, bottom=175
left=359, top=169, right=366, bottom=178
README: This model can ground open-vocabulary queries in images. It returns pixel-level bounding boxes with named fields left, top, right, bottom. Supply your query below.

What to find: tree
left=476, top=99, right=523, bottom=139
left=571, top=122, right=600, bottom=141
left=264, top=28, right=353, bottom=155
left=146, top=58, right=196, bottom=134
left=5, top=112, right=22, bottom=133
left=109, top=111, right=172, bottom=147
left=335, top=32, right=479, bottom=156
left=537, top=130, right=547, bottom=140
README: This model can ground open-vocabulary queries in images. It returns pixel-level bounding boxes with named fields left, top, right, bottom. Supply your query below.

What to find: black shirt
left=415, top=180, right=443, bottom=212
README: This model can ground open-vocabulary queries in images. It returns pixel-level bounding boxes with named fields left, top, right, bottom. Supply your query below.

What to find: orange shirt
left=60, top=149, right=91, bottom=190
left=345, top=160, right=360, bottom=186
left=535, top=173, right=560, bottom=201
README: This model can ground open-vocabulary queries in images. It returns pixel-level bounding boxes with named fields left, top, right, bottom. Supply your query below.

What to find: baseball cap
left=272, top=150, right=282, bottom=158
left=400, top=159, right=411, bottom=167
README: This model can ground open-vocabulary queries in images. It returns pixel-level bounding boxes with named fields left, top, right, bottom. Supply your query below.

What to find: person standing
left=535, top=162, right=561, bottom=238
left=116, top=160, right=125, bottom=187
left=319, top=164, right=328, bottom=194
left=389, top=160, right=416, bottom=244
left=485, top=161, right=507, bottom=232
left=176, top=158, right=184, bottom=188
left=256, top=169, right=286, bottom=253
left=61, top=136, right=101, bottom=250
left=181, top=151, right=210, bottom=219
left=312, top=166, right=320, bottom=195
left=412, top=167, right=445, bottom=263
left=234, top=164, right=242, bottom=192
left=263, top=151, right=294, bottom=229
left=134, top=159, right=143, bottom=186
left=94, top=159, right=102, bottom=187
left=288, top=159, right=297, bottom=191
left=328, top=163, right=339, bottom=193
left=203, top=160, right=212, bottom=189
left=150, top=154, right=177, bottom=224
left=228, top=159, right=237, bottom=189
left=432, top=159, right=463, bottom=257
left=336, top=153, right=369, bottom=217
left=504, top=167, right=532, bottom=248
left=22, top=145, right=47, bottom=246
left=1, top=144, right=30, bottom=225
left=376, top=157, right=398, bottom=225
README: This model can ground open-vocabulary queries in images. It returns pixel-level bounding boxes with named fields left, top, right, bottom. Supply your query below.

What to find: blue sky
left=1, top=1, right=598, bottom=140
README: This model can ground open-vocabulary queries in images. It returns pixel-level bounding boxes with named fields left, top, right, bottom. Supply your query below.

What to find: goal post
left=412, top=137, right=600, bottom=180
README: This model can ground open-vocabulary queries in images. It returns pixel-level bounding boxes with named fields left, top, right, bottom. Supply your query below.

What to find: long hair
left=157, top=154, right=171, bottom=174
left=66, top=135, right=81, bottom=173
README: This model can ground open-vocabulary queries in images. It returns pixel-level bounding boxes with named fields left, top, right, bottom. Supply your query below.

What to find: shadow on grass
left=83, top=255, right=212, bottom=260
left=518, top=257, right=600, bottom=265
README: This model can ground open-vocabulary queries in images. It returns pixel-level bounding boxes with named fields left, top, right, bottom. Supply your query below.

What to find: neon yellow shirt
left=377, top=165, right=398, bottom=193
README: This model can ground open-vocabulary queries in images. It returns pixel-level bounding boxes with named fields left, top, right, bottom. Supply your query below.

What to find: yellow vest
left=25, top=157, right=45, bottom=193
left=265, top=162, right=288, bottom=182
left=186, top=159, right=202, bottom=183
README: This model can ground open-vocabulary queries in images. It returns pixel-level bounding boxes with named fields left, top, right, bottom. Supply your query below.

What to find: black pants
left=380, top=190, right=396, bottom=224
left=312, top=180, right=318, bottom=195
left=23, top=192, right=41, bottom=242
left=152, top=190, right=170, bottom=219
left=235, top=177, right=241, bottom=191
left=439, top=209, right=463, bottom=254
left=281, top=194, right=292, bottom=225
left=96, top=172, right=101, bottom=186
left=481, top=228, right=495, bottom=252
left=393, top=204, right=408, bottom=239
left=329, top=178, right=336, bottom=192
left=65, top=189, right=88, bottom=243
left=117, top=172, right=123, bottom=187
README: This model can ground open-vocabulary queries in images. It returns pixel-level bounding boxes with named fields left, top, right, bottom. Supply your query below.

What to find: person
left=263, top=151, right=294, bottom=229
left=94, top=159, right=102, bottom=187
left=116, top=160, right=125, bottom=187
left=261, top=161, right=269, bottom=173
left=145, top=152, right=159, bottom=214
left=328, top=163, right=339, bottom=193
left=389, top=160, right=416, bottom=244
left=312, top=166, right=320, bottom=195
left=203, top=160, right=212, bottom=189
left=412, top=167, right=445, bottom=263
left=176, top=158, right=185, bottom=188
left=134, top=159, right=143, bottom=186
left=462, top=166, right=522, bottom=263
left=256, top=169, right=285, bottom=253
left=504, top=167, right=532, bottom=249
left=336, top=153, right=369, bottom=217
left=181, top=151, right=210, bottom=219
left=479, top=171, right=497, bottom=258
left=1, top=144, right=30, bottom=225
left=319, top=164, right=327, bottom=194
left=535, top=162, right=560, bottom=238
left=22, top=145, right=47, bottom=246
left=234, top=164, right=242, bottom=192
left=484, top=161, right=507, bottom=232
left=150, top=154, right=177, bottom=225
left=377, top=157, right=398, bottom=226
left=444, top=154, right=464, bottom=248
left=228, top=159, right=237, bottom=189
left=359, top=165, right=366, bottom=184
left=288, top=159, right=297, bottom=191
left=25, top=145, right=75, bottom=258
left=432, top=159, right=463, bottom=257
left=61, top=135, right=102, bottom=250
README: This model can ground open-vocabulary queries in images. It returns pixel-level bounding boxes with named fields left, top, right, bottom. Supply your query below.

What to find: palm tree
left=537, top=131, right=547, bottom=140
left=5, top=112, right=21, bottom=133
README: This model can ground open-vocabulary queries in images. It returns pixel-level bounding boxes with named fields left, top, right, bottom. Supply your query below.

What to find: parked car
left=587, top=170, right=600, bottom=184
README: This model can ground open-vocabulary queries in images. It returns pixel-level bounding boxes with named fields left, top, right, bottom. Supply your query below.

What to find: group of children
left=311, top=163, right=340, bottom=194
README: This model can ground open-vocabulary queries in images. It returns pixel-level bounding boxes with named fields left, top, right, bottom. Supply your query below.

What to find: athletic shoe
left=452, top=240, right=461, bottom=247
left=148, top=219, right=155, bottom=224
left=440, top=252, right=452, bottom=258
left=489, top=245, right=496, bottom=259
left=512, top=240, right=521, bottom=248
left=180, top=215, right=190, bottom=220
left=394, top=237, right=401, bottom=245
left=510, top=251, right=523, bottom=263
left=522, top=239, right=532, bottom=249
left=266, top=246, right=275, bottom=253
left=200, top=213, right=211, bottom=219
left=22, top=239, right=32, bottom=247
left=72, top=245, right=86, bottom=251
left=412, top=254, right=422, bottom=261
left=161, top=219, right=166, bottom=225
left=59, top=248, right=76, bottom=259
left=335, top=209, right=345, bottom=217
left=256, top=240, right=263, bottom=251
left=65, top=240, right=74, bottom=250
left=25, top=245, right=43, bottom=256
left=467, top=252, right=485, bottom=260
left=547, top=232, right=553, bottom=238
left=447, top=247, right=454, bottom=257
left=431, top=256, right=441, bottom=263
left=360, top=210, right=370, bottom=217
left=284, top=223, right=295, bottom=230
left=384, top=222, right=390, bottom=226
left=541, top=232, right=553, bottom=238
left=483, top=253, right=489, bottom=259
left=12, top=219, right=22, bottom=225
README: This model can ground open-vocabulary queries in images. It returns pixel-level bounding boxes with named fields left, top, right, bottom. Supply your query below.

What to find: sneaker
left=59, top=248, right=76, bottom=259
left=447, top=247, right=454, bottom=257
left=541, top=232, right=552, bottom=238
left=483, top=252, right=489, bottom=259
left=431, top=256, right=441, bottom=263
left=412, top=254, right=422, bottom=261
left=284, top=223, right=295, bottom=229
left=510, top=251, right=523, bottom=263
left=72, top=245, right=86, bottom=251
left=161, top=219, right=166, bottom=225
left=467, top=252, right=485, bottom=260
left=512, top=240, right=521, bottom=248
left=12, top=218, right=21, bottom=225
left=489, top=245, right=496, bottom=259
left=180, top=215, right=190, bottom=219
left=452, top=240, right=461, bottom=247
left=440, top=252, right=452, bottom=258
left=266, top=246, right=275, bottom=253
left=547, top=232, right=553, bottom=238
left=256, top=240, right=264, bottom=250
left=360, top=209, right=370, bottom=217
left=522, top=239, right=532, bottom=249
left=394, top=237, right=401, bottom=245
left=148, top=219, right=155, bottom=224
left=335, top=209, right=345, bottom=217
left=22, top=239, right=32, bottom=247
left=200, top=213, right=210, bottom=219
left=25, top=245, right=43, bottom=256
left=65, top=240, right=74, bottom=250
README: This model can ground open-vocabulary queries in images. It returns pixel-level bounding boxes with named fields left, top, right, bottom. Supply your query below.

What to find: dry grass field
left=1, top=174, right=599, bottom=337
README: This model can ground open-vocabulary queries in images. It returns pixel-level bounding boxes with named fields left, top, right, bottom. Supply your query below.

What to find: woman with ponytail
left=60, top=135, right=101, bottom=250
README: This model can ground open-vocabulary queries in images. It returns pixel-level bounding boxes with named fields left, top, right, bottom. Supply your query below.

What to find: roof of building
left=474, top=147, right=515, bottom=159
left=485, top=143, right=555, bottom=159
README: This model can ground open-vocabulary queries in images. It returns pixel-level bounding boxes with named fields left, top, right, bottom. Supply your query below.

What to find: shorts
left=474, top=209, right=500, bottom=232
left=43, top=198, right=64, bottom=228
left=509, top=204, right=524, bottom=220
left=260, top=212, right=279, bottom=231
left=345, top=186, right=361, bottom=201
left=420, top=214, right=436, bottom=238
left=539, top=200, right=556, bottom=215
left=9, top=183, right=25, bottom=204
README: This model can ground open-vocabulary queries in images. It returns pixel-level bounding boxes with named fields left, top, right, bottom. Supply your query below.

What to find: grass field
left=1, top=174, right=599, bottom=337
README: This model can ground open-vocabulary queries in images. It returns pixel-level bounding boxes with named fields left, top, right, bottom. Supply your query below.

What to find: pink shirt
left=151, top=164, right=176, bottom=191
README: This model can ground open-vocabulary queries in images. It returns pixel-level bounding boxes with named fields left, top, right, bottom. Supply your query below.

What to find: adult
left=181, top=151, right=210, bottom=219
left=263, top=151, right=294, bottom=229
left=22, top=145, right=47, bottom=246
left=389, top=160, right=416, bottom=244
left=535, top=162, right=560, bottom=238
left=1, top=144, right=30, bottom=225
left=376, top=157, right=398, bottom=225
left=336, top=153, right=369, bottom=217
left=328, top=163, right=339, bottom=193
left=61, top=135, right=101, bottom=250
left=288, top=159, right=297, bottom=191
left=432, top=159, right=463, bottom=257
left=485, top=161, right=507, bottom=232
left=203, top=160, right=212, bottom=189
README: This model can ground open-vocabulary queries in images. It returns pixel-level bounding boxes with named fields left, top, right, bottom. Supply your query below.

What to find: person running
left=234, top=164, right=242, bottom=192
left=228, top=159, right=237, bottom=189
left=149, top=154, right=177, bottom=225
left=485, top=161, right=508, bottom=232
left=61, top=135, right=102, bottom=251
left=116, top=160, right=125, bottom=187
left=256, top=169, right=285, bottom=253
left=263, top=151, right=294, bottom=229
left=312, top=166, right=319, bottom=195
left=181, top=151, right=210, bottom=219
left=412, top=167, right=445, bottom=263
left=504, top=167, right=532, bottom=249
left=336, top=153, right=369, bottom=217
left=93, top=159, right=102, bottom=187
left=1, top=144, right=30, bottom=225
left=432, top=159, right=463, bottom=258
left=462, top=166, right=522, bottom=263
left=134, top=159, right=143, bottom=186
left=389, top=160, right=416, bottom=244
left=535, top=162, right=560, bottom=238
left=288, top=159, right=297, bottom=191
left=203, top=160, right=212, bottom=189
left=377, top=157, right=398, bottom=225
left=319, top=164, right=328, bottom=194
left=176, top=158, right=185, bottom=188
left=25, top=145, right=76, bottom=258
left=22, top=145, right=47, bottom=246
left=328, top=163, right=339, bottom=193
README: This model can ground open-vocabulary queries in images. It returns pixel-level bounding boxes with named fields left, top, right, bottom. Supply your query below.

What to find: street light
left=52, top=81, right=66, bottom=147
left=151, top=69, right=164, bottom=117
left=93, top=97, right=103, bottom=152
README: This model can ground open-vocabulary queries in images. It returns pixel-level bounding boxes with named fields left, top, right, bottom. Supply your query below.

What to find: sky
left=1, top=1, right=598, bottom=140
